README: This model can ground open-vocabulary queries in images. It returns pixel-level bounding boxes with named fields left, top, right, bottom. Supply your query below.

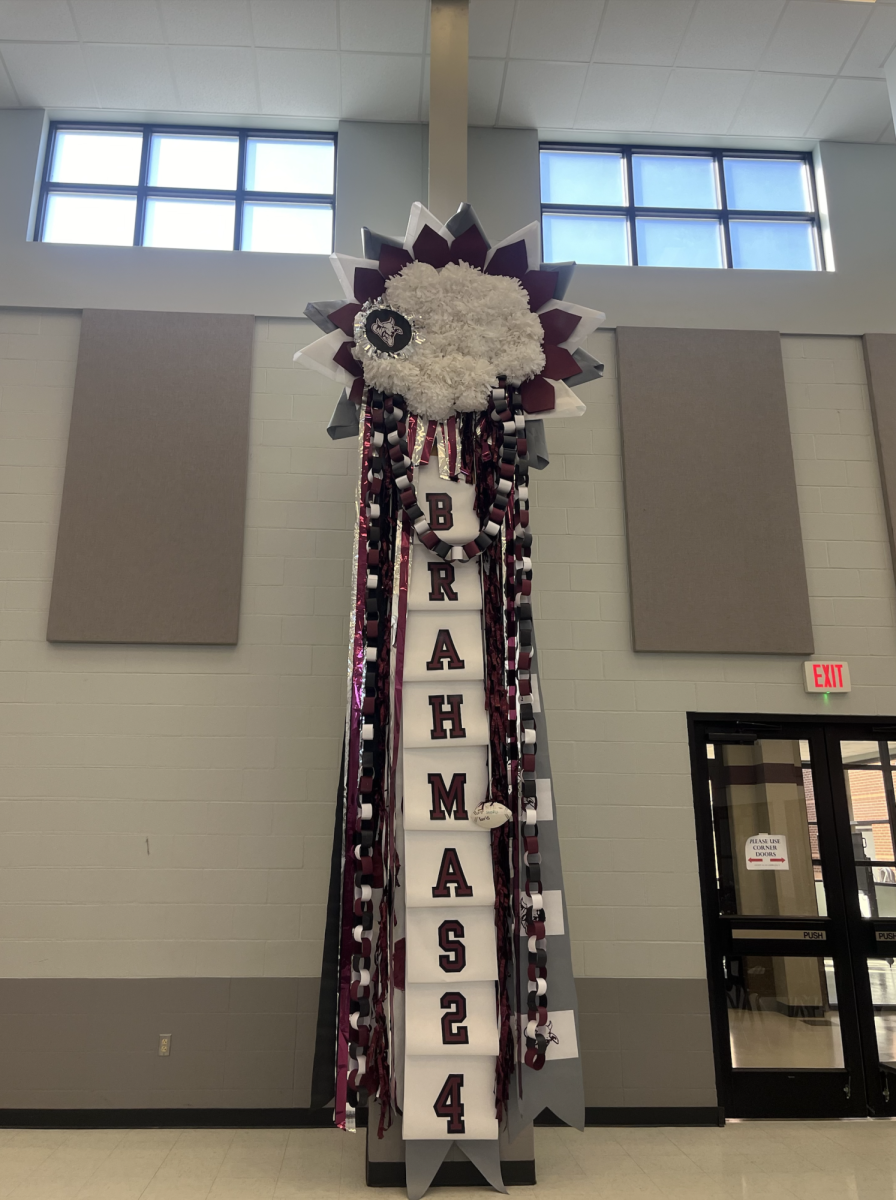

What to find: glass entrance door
left=691, top=719, right=869, bottom=1117
left=826, top=730, right=896, bottom=1117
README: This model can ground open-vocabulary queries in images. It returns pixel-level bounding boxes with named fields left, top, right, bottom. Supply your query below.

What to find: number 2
left=440, top=992, right=469, bottom=1045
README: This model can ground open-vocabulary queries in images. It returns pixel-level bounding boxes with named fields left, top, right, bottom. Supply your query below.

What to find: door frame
left=688, top=711, right=896, bottom=1119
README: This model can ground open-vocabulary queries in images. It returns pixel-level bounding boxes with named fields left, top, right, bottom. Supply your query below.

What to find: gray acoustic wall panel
left=47, top=310, right=253, bottom=644
left=616, top=327, right=813, bottom=655
left=863, top=334, right=896, bottom=588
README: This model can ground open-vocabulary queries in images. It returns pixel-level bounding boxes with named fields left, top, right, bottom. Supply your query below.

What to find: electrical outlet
left=158, top=1035, right=171, bottom=1057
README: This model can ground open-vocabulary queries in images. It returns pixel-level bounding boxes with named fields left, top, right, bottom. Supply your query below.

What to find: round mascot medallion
left=354, top=302, right=420, bottom=362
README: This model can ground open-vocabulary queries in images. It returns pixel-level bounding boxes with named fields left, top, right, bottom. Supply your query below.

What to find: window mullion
left=234, top=130, right=247, bottom=253
left=625, top=148, right=637, bottom=267
left=716, top=151, right=733, bottom=269
left=135, top=125, right=151, bottom=247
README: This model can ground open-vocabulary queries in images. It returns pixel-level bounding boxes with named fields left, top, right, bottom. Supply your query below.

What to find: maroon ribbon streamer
left=334, top=406, right=372, bottom=1130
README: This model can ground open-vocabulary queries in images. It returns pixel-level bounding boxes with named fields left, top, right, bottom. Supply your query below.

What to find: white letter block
left=403, top=612, right=484, bottom=682
left=402, top=683, right=489, bottom=748
left=402, top=1055, right=498, bottom=1141
left=404, top=830, right=495, bottom=909
left=409, top=550, right=482, bottom=612
left=406, top=907, right=498, bottom=984
left=413, top=461, right=482, bottom=546
left=403, top=746, right=489, bottom=832
left=405, top=982, right=499, bottom=1057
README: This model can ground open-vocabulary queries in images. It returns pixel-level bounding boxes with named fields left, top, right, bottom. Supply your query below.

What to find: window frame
left=540, top=142, right=825, bottom=271
left=36, top=121, right=337, bottom=253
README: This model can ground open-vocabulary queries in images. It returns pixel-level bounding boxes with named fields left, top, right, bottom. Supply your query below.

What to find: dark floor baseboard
left=367, top=1159, right=536, bottom=1187
left=0, top=1105, right=723, bottom=1130
left=0, top=1108, right=367, bottom=1129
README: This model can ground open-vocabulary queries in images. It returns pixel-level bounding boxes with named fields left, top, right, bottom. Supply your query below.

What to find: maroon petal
left=542, top=344, right=582, bottom=380
left=449, top=224, right=489, bottom=269
left=349, top=377, right=365, bottom=403
left=413, top=224, right=451, bottom=268
left=520, top=375, right=555, bottom=414
left=353, top=267, right=386, bottom=305
left=539, top=308, right=581, bottom=346
left=333, top=339, right=363, bottom=378
left=379, top=243, right=413, bottom=279
left=521, top=270, right=558, bottom=312
left=485, top=239, right=529, bottom=279
left=330, top=302, right=361, bottom=337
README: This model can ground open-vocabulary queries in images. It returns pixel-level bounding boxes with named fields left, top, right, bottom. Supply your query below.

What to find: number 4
left=433, top=1073, right=465, bottom=1134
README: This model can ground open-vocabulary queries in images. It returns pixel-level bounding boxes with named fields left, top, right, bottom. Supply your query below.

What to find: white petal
left=484, top=220, right=541, bottom=275
left=538, top=299, right=605, bottom=350
left=403, top=202, right=450, bottom=255
left=294, top=328, right=357, bottom=386
left=537, top=378, right=585, bottom=420
left=329, top=253, right=382, bottom=301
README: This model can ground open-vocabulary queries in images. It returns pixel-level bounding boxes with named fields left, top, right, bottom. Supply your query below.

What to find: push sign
left=803, top=661, right=850, bottom=693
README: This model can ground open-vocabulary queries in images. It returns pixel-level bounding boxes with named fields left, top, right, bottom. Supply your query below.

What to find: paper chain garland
left=297, top=203, right=604, bottom=1157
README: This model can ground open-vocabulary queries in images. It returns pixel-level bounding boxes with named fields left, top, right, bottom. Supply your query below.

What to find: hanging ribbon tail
left=405, top=1140, right=454, bottom=1200
left=457, top=1141, right=509, bottom=1195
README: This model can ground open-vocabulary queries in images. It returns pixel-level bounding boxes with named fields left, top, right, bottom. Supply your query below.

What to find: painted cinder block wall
left=0, top=111, right=896, bottom=1107
left=0, top=307, right=892, bottom=1105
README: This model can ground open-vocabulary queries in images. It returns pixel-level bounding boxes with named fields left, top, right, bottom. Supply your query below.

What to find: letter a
left=427, top=629, right=465, bottom=672
left=428, top=773, right=468, bottom=821
left=428, top=694, right=466, bottom=740
left=432, top=847, right=474, bottom=898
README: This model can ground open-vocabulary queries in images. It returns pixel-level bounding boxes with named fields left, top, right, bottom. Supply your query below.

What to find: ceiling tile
left=71, top=1, right=165, bottom=43
left=83, top=43, right=177, bottom=109
left=729, top=71, right=832, bottom=137
left=0, top=0, right=77, bottom=40
left=1, top=42, right=97, bottom=106
left=340, top=51, right=423, bottom=121
left=760, top=0, right=870, bottom=76
left=508, top=0, right=605, bottom=63
left=499, top=60, right=587, bottom=129
left=256, top=47, right=340, bottom=116
left=0, top=54, right=17, bottom=105
left=840, top=5, right=896, bottom=79
left=880, top=120, right=896, bottom=145
left=160, top=0, right=253, bottom=46
left=468, top=57, right=504, bottom=126
left=338, top=0, right=427, bottom=55
left=168, top=45, right=259, bottom=112
left=675, top=0, right=785, bottom=71
left=575, top=62, right=670, bottom=131
left=806, top=77, right=891, bottom=143
left=652, top=67, right=751, bottom=135
left=469, top=0, right=514, bottom=58
left=250, top=1, right=338, bottom=50
left=593, top=0, right=695, bottom=67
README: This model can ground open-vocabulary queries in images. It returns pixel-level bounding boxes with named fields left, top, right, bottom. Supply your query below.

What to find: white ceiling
left=0, top=0, right=894, bottom=145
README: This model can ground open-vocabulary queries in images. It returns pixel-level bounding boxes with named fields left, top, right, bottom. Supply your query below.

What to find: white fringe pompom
left=354, top=261, right=545, bottom=421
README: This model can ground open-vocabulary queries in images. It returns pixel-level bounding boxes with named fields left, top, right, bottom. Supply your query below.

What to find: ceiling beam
left=428, top=0, right=469, bottom=223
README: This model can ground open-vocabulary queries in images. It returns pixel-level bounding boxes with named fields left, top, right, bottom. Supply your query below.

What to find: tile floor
left=1, top=1120, right=896, bottom=1200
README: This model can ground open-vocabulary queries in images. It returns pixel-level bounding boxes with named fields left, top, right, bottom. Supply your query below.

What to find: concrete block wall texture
left=0, top=309, right=351, bottom=981
left=537, top=329, right=896, bottom=985
left=0, top=310, right=893, bottom=1108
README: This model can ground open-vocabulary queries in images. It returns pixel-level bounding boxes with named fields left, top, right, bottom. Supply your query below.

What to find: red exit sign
left=803, top=661, right=851, bottom=693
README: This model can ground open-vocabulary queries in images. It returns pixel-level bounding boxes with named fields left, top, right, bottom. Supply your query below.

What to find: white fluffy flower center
left=353, top=261, right=545, bottom=421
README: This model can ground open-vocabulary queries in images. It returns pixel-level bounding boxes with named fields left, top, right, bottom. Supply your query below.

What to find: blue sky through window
left=540, top=145, right=822, bottom=271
